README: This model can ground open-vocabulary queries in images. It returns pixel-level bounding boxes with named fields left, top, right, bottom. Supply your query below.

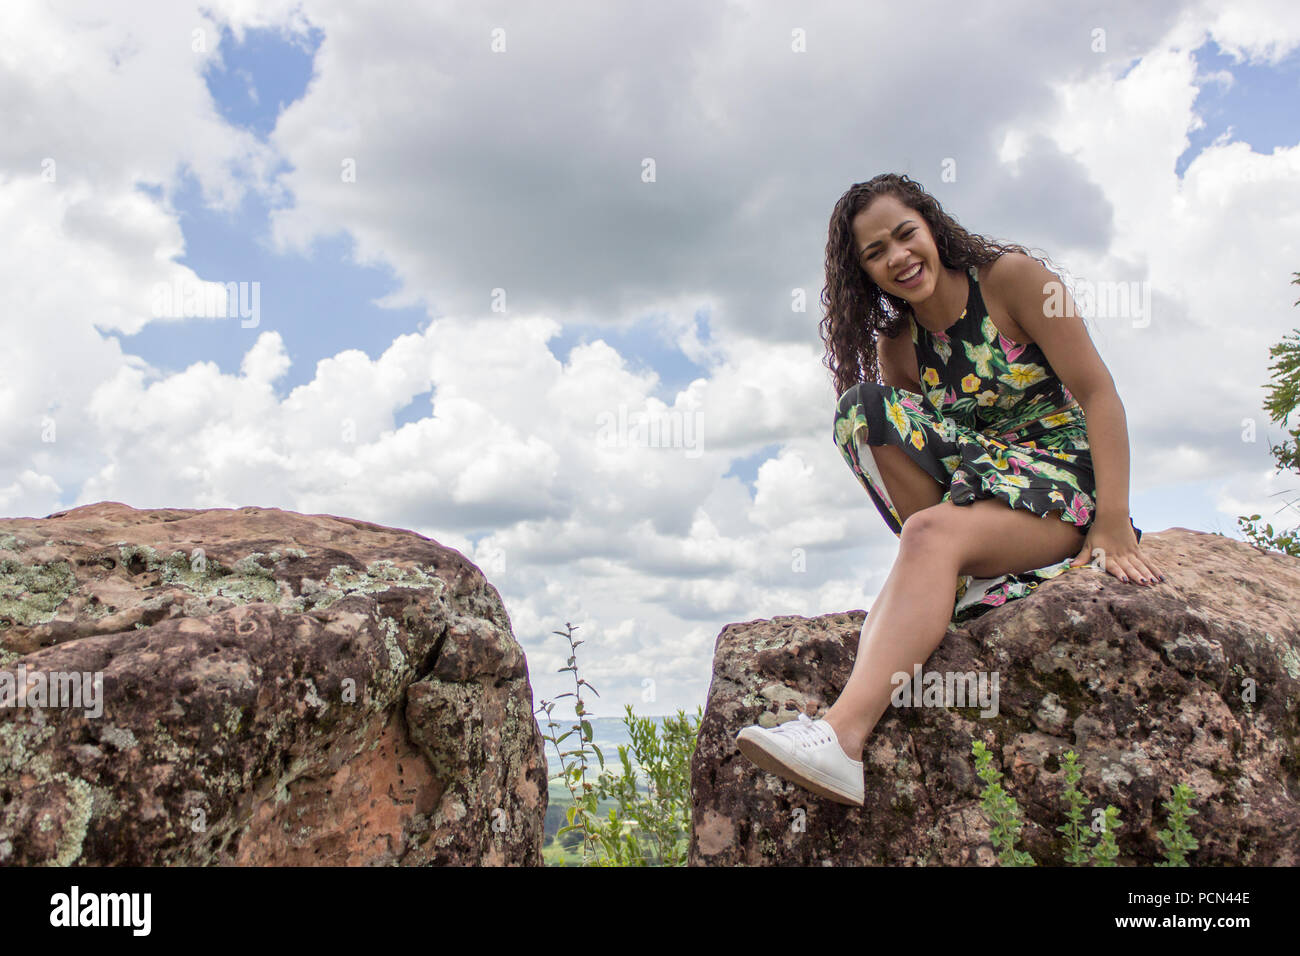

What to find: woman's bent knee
left=896, top=503, right=954, bottom=546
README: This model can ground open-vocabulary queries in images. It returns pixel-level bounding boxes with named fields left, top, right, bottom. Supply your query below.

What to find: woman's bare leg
left=820, top=535, right=962, bottom=757
left=870, top=441, right=945, bottom=527
left=821, top=497, right=1087, bottom=758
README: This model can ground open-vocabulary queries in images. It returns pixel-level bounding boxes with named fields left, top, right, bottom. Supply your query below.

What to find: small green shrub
left=534, top=622, right=701, bottom=866
left=971, top=740, right=1035, bottom=866
left=1154, top=782, right=1200, bottom=867
left=535, top=623, right=606, bottom=865
left=972, top=739, right=1199, bottom=866
left=1056, top=750, right=1092, bottom=863
left=590, top=705, right=701, bottom=866
left=1090, top=805, right=1122, bottom=866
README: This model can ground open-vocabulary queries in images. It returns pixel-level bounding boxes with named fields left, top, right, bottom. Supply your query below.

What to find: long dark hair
left=818, top=173, right=1072, bottom=398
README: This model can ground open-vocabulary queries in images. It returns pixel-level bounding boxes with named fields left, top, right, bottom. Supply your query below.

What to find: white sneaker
left=736, top=713, right=864, bottom=806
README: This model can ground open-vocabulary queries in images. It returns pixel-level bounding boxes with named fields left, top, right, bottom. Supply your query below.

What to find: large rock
left=0, top=502, right=547, bottom=866
left=690, top=528, right=1300, bottom=866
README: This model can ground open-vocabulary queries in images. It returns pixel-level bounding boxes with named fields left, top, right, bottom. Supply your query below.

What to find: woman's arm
left=986, top=253, right=1126, bottom=512
left=1076, top=390, right=1130, bottom=521
left=987, top=253, right=1164, bottom=583
left=985, top=252, right=1120, bottom=440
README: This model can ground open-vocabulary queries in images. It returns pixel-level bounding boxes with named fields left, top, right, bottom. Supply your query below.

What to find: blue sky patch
left=202, top=23, right=323, bottom=139
left=546, top=310, right=713, bottom=403
left=121, top=169, right=428, bottom=397
left=1177, top=39, right=1300, bottom=177
left=724, top=442, right=783, bottom=494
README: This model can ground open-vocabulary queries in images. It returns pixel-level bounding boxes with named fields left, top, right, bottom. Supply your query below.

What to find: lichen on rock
left=0, top=501, right=547, bottom=866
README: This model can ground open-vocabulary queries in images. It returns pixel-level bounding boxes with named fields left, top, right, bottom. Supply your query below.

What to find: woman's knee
left=896, top=501, right=956, bottom=548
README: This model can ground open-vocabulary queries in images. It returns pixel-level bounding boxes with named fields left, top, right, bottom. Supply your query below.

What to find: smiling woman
left=734, top=172, right=1166, bottom=807
left=820, top=173, right=1162, bottom=608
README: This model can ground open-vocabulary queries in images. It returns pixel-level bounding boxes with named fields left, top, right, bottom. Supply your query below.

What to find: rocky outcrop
left=0, top=502, right=546, bottom=866
left=690, top=528, right=1300, bottom=866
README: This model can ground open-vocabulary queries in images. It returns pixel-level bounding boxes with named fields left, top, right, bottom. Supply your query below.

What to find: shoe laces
left=774, top=713, right=834, bottom=750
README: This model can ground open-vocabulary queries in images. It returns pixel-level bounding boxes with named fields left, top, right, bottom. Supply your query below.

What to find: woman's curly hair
left=818, top=173, right=1072, bottom=399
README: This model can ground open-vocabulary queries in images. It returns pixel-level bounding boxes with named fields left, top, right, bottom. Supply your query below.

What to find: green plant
left=1237, top=271, right=1300, bottom=557
left=1055, top=749, right=1092, bottom=864
left=973, top=740, right=1200, bottom=867
left=972, top=739, right=1035, bottom=866
left=591, top=704, right=702, bottom=866
left=1090, top=805, right=1122, bottom=866
left=533, top=622, right=702, bottom=866
left=534, top=622, right=607, bottom=865
left=1155, top=782, right=1200, bottom=867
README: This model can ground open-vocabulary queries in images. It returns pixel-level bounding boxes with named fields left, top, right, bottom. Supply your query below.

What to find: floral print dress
left=833, top=263, right=1142, bottom=628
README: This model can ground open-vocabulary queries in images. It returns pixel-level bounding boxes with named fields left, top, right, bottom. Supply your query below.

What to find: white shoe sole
left=736, top=728, right=864, bottom=806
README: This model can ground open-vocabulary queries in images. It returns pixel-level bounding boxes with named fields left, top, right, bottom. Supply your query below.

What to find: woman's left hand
left=1068, top=513, right=1166, bottom=586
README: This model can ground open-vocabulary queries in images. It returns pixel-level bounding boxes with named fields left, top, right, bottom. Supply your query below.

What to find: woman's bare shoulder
left=979, top=254, right=1042, bottom=345
left=981, top=251, right=1052, bottom=288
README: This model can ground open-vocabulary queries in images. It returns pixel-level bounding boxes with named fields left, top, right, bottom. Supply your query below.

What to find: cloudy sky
left=3, top=0, right=1299, bottom=720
